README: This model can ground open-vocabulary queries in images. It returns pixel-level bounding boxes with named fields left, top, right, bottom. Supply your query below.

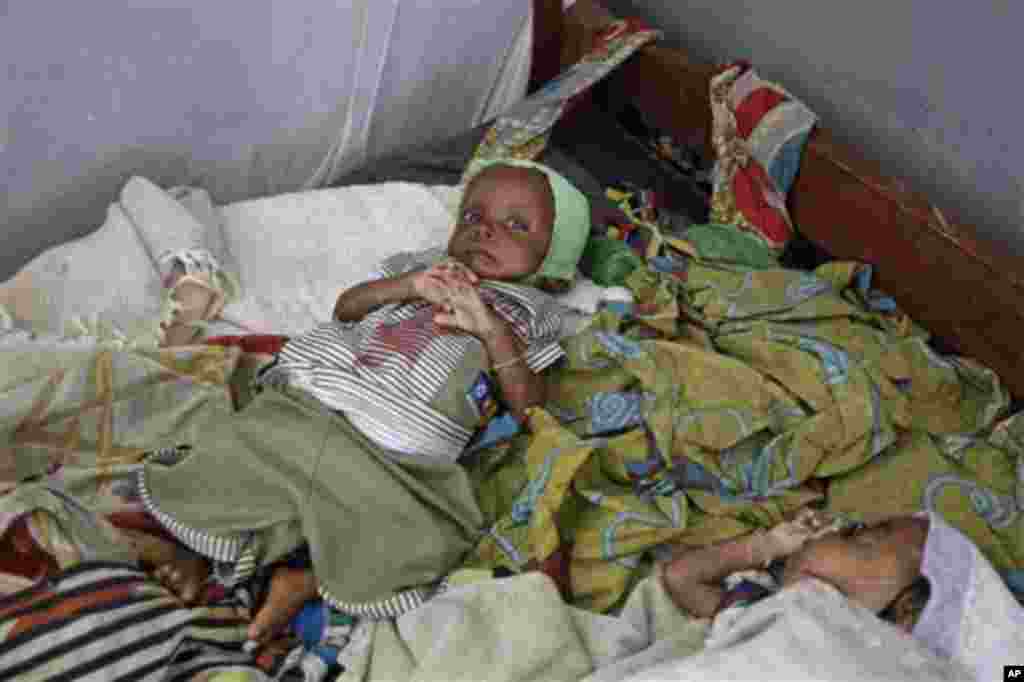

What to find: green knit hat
left=465, top=159, right=591, bottom=283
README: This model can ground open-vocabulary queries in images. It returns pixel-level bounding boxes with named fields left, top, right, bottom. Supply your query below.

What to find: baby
left=660, top=510, right=931, bottom=631
left=137, top=159, right=592, bottom=645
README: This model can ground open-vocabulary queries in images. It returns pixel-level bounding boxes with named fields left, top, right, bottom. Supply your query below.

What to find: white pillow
left=120, top=176, right=235, bottom=279
left=213, top=182, right=459, bottom=336
left=212, top=182, right=617, bottom=338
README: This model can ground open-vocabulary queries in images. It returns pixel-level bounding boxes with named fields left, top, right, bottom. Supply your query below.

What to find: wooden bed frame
left=532, top=0, right=1024, bottom=400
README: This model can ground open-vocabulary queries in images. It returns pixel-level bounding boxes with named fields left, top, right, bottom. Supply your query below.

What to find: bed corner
left=559, top=0, right=1024, bottom=400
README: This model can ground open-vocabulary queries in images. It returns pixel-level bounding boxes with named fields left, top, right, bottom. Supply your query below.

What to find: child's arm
left=432, top=280, right=546, bottom=422
left=660, top=509, right=843, bottom=618
left=660, top=533, right=769, bottom=618
left=479, top=318, right=547, bottom=422
left=333, top=274, right=417, bottom=322
left=333, top=259, right=477, bottom=322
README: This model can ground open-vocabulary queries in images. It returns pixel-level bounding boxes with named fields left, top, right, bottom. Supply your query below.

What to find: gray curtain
left=1, top=0, right=533, bottom=280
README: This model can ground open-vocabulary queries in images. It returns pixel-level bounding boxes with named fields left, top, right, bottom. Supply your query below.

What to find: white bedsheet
left=0, top=176, right=610, bottom=344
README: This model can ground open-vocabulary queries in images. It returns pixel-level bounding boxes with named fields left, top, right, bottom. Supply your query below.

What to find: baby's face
left=447, top=165, right=554, bottom=281
left=781, top=517, right=928, bottom=613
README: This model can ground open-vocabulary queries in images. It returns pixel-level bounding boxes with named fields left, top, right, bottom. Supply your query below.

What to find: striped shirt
left=259, top=248, right=565, bottom=460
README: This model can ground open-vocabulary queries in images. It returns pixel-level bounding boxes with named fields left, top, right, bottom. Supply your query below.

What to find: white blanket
left=338, top=572, right=970, bottom=682
left=337, top=513, right=1019, bottom=682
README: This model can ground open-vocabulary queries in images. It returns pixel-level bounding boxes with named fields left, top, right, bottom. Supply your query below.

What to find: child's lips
left=469, top=249, right=495, bottom=264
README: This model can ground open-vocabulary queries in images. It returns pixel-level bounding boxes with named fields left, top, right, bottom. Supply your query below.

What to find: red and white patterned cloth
left=709, top=62, right=818, bottom=251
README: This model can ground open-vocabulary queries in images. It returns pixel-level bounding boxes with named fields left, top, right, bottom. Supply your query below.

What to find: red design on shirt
left=358, top=306, right=441, bottom=368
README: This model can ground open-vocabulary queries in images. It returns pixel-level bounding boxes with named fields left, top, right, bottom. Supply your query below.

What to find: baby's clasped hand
left=410, top=258, right=479, bottom=307
left=407, top=258, right=499, bottom=339
left=432, top=279, right=501, bottom=340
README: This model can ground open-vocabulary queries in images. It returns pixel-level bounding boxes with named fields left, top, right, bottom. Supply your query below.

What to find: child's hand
left=756, top=508, right=846, bottom=565
left=432, top=279, right=501, bottom=340
left=410, top=259, right=478, bottom=307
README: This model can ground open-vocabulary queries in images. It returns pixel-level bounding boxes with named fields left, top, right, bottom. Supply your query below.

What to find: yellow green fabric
left=460, top=258, right=1023, bottom=613
left=680, top=223, right=780, bottom=269
left=1, top=342, right=240, bottom=499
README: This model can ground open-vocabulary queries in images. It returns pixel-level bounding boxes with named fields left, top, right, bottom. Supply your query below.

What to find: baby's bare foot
left=152, top=551, right=210, bottom=605
left=247, top=565, right=318, bottom=645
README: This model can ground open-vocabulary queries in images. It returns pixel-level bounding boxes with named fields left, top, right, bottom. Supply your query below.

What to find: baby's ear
left=883, top=592, right=920, bottom=632
left=879, top=575, right=931, bottom=631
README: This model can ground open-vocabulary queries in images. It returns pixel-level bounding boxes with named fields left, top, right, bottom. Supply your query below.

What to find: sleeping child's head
left=448, top=160, right=590, bottom=291
left=781, top=516, right=930, bottom=628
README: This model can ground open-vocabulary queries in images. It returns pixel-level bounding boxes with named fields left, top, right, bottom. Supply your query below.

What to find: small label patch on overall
left=466, top=371, right=500, bottom=423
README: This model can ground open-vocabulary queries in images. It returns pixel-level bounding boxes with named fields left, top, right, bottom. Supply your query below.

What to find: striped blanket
left=0, top=562, right=264, bottom=682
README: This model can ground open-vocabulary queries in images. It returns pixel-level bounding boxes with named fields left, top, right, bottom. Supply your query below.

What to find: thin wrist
left=399, top=272, right=419, bottom=300
left=483, top=329, right=525, bottom=371
left=747, top=530, right=775, bottom=567
left=491, top=353, right=526, bottom=372
left=477, top=316, right=510, bottom=349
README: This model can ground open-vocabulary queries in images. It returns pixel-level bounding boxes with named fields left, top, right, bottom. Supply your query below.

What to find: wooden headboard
left=540, top=0, right=1024, bottom=400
